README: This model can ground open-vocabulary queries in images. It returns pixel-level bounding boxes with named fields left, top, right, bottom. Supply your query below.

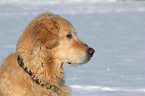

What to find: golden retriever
left=0, top=13, right=95, bottom=96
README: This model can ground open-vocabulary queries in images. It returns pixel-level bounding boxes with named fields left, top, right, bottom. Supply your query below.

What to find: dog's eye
left=66, top=33, right=72, bottom=39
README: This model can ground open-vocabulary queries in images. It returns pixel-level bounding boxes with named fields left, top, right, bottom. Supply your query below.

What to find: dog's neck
left=17, top=40, right=64, bottom=87
left=17, top=55, right=60, bottom=91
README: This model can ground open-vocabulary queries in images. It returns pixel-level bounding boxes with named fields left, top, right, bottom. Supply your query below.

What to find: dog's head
left=32, top=13, right=95, bottom=65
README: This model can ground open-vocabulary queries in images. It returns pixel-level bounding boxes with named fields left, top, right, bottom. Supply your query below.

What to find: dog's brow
left=68, top=22, right=77, bottom=34
left=74, top=29, right=78, bottom=35
left=70, top=24, right=78, bottom=35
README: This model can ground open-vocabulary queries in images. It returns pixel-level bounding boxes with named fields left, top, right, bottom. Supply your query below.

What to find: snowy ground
left=0, top=1, right=145, bottom=96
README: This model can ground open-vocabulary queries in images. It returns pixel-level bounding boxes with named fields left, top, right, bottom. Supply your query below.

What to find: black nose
left=87, top=48, right=95, bottom=57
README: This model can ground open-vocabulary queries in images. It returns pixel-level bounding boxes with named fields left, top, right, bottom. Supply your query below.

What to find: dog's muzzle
left=65, top=47, right=95, bottom=65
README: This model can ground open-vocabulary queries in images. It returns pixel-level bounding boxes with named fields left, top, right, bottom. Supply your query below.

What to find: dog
left=0, top=13, right=95, bottom=96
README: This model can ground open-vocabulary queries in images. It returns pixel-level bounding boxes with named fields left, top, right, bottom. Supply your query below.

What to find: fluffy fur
left=0, top=13, right=95, bottom=96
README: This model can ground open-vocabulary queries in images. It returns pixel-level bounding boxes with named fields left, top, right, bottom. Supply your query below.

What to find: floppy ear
left=33, top=18, right=59, bottom=49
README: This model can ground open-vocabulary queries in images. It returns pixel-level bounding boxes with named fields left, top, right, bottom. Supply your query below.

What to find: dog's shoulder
left=0, top=53, right=20, bottom=81
left=1, top=53, right=18, bottom=70
left=0, top=53, right=32, bottom=96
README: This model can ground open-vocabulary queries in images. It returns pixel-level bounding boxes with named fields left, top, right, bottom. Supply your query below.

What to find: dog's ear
left=33, top=18, right=59, bottom=49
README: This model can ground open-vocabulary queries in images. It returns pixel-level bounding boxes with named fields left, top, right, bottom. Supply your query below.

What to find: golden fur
left=0, top=13, right=95, bottom=96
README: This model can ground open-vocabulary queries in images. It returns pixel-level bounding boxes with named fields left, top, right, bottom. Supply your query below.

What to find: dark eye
left=66, top=33, right=72, bottom=39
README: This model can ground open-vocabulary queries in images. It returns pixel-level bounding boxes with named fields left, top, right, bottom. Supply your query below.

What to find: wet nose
left=87, top=48, right=95, bottom=57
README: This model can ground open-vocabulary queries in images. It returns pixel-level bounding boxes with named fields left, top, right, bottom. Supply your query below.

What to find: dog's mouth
left=64, top=59, right=72, bottom=65
left=64, top=56, right=91, bottom=66
left=66, top=61, right=72, bottom=65
left=63, top=48, right=95, bottom=66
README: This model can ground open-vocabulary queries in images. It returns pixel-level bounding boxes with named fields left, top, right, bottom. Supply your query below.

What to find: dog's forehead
left=60, top=20, right=78, bottom=34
